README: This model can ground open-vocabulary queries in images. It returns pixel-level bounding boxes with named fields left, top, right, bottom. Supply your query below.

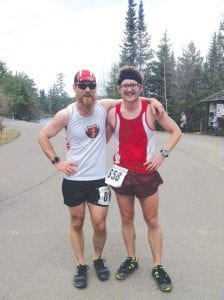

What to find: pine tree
left=136, top=0, right=153, bottom=72
left=149, top=31, right=176, bottom=112
left=120, top=0, right=138, bottom=66
left=106, top=63, right=120, bottom=99
left=176, top=42, right=205, bottom=130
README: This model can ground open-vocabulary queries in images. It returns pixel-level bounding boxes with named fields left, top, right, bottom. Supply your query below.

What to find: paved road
left=0, top=118, right=224, bottom=300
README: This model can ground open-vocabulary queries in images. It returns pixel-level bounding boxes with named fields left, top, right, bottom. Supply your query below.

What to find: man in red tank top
left=106, top=66, right=182, bottom=292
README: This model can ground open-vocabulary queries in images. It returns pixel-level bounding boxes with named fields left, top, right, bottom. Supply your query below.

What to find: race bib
left=105, top=164, right=128, bottom=188
left=97, top=186, right=111, bottom=206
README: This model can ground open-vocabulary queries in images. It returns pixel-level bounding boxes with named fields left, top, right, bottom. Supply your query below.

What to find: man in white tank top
left=38, top=69, right=164, bottom=289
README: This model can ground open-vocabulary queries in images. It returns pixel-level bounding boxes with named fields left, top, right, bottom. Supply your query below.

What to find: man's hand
left=65, top=137, right=70, bottom=150
left=143, top=153, right=164, bottom=171
left=54, top=160, right=78, bottom=175
left=148, top=98, right=165, bottom=116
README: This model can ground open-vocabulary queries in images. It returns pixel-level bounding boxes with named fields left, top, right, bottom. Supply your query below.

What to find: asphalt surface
left=0, top=118, right=224, bottom=300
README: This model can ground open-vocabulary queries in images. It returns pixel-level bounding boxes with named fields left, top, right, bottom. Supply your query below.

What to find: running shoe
left=73, top=264, right=88, bottom=288
left=116, top=257, right=138, bottom=280
left=93, top=258, right=110, bottom=281
left=152, top=265, right=172, bottom=292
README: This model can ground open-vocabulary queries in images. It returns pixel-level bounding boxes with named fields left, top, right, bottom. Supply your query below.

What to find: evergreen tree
left=120, top=0, right=138, bottom=66
left=136, top=0, right=153, bottom=72
left=176, top=42, right=205, bottom=130
left=205, top=33, right=220, bottom=92
left=48, top=73, right=71, bottom=114
left=0, top=61, right=9, bottom=115
left=3, top=72, right=39, bottom=120
left=106, top=63, right=120, bottom=99
left=203, top=18, right=224, bottom=97
left=38, top=89, right=49, bottom=114
left=149, top=31, right=176, bottom=113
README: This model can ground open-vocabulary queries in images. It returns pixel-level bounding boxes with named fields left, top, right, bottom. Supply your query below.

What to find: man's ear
left=139, top=84, right=144, bottom=93
left=72, top=84, right=76, bottom=92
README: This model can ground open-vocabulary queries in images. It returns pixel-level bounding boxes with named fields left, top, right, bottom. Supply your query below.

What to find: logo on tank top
left=85, top=124, right=99, bottom=138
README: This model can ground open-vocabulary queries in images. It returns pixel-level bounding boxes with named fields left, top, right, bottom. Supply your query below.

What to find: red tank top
left=113, top=100, right=155, bottom=174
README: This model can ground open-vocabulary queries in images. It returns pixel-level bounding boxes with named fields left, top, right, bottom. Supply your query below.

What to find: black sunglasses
left=77, top=83, right=96, bottom=90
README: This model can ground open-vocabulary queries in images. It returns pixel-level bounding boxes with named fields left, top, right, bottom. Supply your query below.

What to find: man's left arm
left=144, top=112, right=181, bottom=171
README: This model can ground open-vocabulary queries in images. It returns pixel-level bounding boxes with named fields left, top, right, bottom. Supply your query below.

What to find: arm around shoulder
left=140, top=97, right=164, bottom=116
left=100, top=98, right=122, bottom=112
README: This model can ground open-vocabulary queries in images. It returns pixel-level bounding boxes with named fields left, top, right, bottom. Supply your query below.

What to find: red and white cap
left=76, top=70, right=96, bottom=82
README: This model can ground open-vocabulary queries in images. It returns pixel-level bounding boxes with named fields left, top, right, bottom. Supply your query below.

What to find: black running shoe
left=152, top=265, right=172, bottom=292
left=93, top=258, right=110, bottom=281
left=116, top=257, right=138, bottom=280
left=73, top=264, right=88, bottom=288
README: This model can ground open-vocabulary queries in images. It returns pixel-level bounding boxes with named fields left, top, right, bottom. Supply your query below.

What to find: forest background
left=0, top=0, right=224, bottom=133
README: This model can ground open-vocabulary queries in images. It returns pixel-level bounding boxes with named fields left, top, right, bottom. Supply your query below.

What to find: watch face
left=54, top=157, right=60, bottom=163
left=52, top=156, right=60, bottom=164
left=161, top=149, right=169, bottom=157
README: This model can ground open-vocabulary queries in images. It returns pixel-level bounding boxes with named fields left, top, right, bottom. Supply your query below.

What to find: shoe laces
left=76, top=264, right=88, bottom=276
left=120, top=257, right=134, bottom=271
left=94, top=258, right=106, bottom=269
left=153, top=265, right=170, bottom=283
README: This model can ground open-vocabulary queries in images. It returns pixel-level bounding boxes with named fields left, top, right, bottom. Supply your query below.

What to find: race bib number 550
left=105, top=164, right=128, bottom=188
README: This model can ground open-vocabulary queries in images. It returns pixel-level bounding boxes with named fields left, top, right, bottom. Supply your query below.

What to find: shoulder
left=99, top=99, right=122, bottom=111
left=53, top=108, right=69, bottom=126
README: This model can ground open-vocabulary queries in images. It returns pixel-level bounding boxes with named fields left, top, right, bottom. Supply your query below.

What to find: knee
left=121, top=211, right=134, bottom=226
left=70, top=216, right=84, bottom=232
left=93, top=219, right=106, bottom=235
left=147, top=216, right=160, bottom=230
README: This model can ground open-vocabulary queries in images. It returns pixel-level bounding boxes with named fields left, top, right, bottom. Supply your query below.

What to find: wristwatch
left=51, top=156, right=60, bottom=164
left=160, top=149, right=169, bottom=158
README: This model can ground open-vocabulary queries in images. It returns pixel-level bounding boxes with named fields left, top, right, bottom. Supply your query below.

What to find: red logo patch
left=85, top=124, right=99, bottom=138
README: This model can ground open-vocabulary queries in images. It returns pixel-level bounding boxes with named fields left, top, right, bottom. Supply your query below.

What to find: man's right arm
left=38, top=109, right=68, bottom=160
left=38, top=109, right=77, bottom=175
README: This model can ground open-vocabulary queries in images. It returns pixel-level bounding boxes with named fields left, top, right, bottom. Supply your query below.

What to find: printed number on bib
left=97, top=186, right=111, bottom=206
left=105, top=164, right=128, bottom=187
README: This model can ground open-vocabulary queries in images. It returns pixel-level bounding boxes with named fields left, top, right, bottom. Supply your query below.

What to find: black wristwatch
left=51, top=156, right=60, bottom=164
left=160, top=149, right=169, bottom=158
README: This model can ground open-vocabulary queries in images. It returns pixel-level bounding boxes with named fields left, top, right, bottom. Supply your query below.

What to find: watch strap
left=51, top=156, right=60, bottom=164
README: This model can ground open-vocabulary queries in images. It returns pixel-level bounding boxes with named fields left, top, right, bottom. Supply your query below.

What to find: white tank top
left=64, top=100, right=107, bottom=180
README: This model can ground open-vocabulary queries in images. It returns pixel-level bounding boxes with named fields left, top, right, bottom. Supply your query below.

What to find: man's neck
left=121, top=98, right=141, bottom=119
left=76, top=101, right=95, bottom=117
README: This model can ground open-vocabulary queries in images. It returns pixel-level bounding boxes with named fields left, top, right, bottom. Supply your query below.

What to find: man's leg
left=69, top=204, right=89, bottom=289
left=87, top=202, right=109, bottom=259
left=139, top=191, right=162, bottom=266
left=115, top=193, right=138, bottom=280
left=69, top=204, right=86, bottom=265
left=139, top=192, right=172, bottom=292
left=116, top=193, right=136, bottom=257
left=88, top=202, right=110, bottom=281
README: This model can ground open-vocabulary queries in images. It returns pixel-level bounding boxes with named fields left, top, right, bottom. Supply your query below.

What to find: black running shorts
left=62, top=178, right=111, bottom=207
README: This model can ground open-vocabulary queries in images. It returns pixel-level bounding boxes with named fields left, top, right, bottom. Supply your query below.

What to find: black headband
left=117, top=70, right=142, bottom=85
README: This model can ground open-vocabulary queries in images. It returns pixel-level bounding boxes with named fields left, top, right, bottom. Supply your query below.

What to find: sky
left=0, top=0, right=224, bottom=96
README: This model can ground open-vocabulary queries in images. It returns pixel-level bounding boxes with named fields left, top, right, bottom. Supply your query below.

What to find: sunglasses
left=77, top=83, right=96, bottom=90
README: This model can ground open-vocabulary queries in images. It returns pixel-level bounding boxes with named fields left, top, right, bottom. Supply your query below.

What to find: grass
left=0, top=127, right=20, bottom=146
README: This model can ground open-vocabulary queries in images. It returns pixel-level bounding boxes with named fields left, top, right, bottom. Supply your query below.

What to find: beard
left=77, top=93, right=96, bottom=111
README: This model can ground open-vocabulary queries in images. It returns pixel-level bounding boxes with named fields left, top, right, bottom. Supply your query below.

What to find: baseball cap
left=74, top=70, right=96, bottom=83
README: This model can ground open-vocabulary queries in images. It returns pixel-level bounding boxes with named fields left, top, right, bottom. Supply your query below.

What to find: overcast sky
left=0, top=0, right=223, bottom=96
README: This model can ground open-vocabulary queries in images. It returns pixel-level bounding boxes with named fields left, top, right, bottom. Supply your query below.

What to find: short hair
left=117, top=66, right=143, bottom=85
